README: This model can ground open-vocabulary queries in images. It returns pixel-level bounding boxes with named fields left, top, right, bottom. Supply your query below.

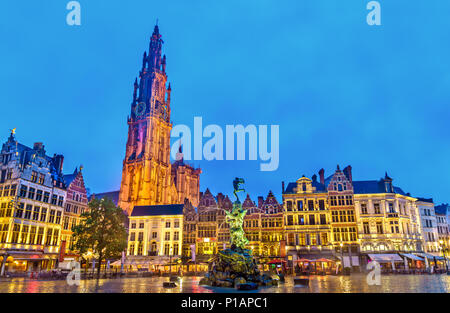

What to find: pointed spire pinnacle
left=8, top=128, right=17, bottom=143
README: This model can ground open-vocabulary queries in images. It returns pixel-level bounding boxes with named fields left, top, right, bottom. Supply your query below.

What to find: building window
left=49, top=210, right=56, bottom=223
left=43, top=192, right=50, bottom=203
left=52, top=230, right=59, bottom=246
left=129, top=244, right=135, bottom=255
left=10, top=185, right=16, bottom=196
left=35, top=190, right=42, bottom=202
left=374, top=203, right=381, bottom=214
left=363, top=222, right=370, bottom=234
left=151, top=242, right=157, bottom=253
left=2, top=185, right=8, bottom=197
left=152, top=232, right=157, bottom=239
left=345, top=195, right=353, bottom=205
left=24, top=204, right=32, bottom=219
left=165, top=232, right=170, bottom=241
left=40, top=208, right=47, bottom=222
left=15, top=203, right=24, bottom=218
left=174, top=231, right=179, bottom=241
left=63, top=217, right=69, bottom=230
left=56, top=211, right=61, bottom=224
left=308, top=200, right=314, bottom=211
left=38, top=173, right=45, bottom=184
left=139, top=223, right=144, bottom=229
left=297, top=201, right=303, bottom=211
left=287, top=215, right=294, bottom=226
left=361, top=203, right=368, bottom=215
left=309, top=215, right=315, bottom=225
left=388, top=203, right=395, bottom=213
left=31, top=171, right=38, bottom=183
left=164, top=244, right=170, bottom=255
left=131, top=223, right=136, bottom=229
left=174, top=220, right=180, bottom=228
left=286, top=201, right=292, bottom=211
left=27, top=188, right=35, bottom=200
left=130, top=233, right=135, bottom=241
left=319, top=200, right=325, bottom=210
left=165, top=221, right=171, bottom=228
left=37, top=227, right=44, bottom=245
left=347, top=210, right=355, bottom=222
left=11, top=224, right=20, bottom=243
left=20, top=225, right=29, bottom=244
left=19, top=185, right=27, bottom=197
left=173, top=243, right=179, bottom=255
left=33, top=206, right=40, bottom=221
left=45, top=229, right=53, bottom=245
left=29, top=226, right=36, bottom=244
left=320, top=214, right=326, bottom=225
left=58, top=196, right=64, bottom=207
left=51, top=195, right=58, bottom=205
left=138, top=232, right=144, bottom=241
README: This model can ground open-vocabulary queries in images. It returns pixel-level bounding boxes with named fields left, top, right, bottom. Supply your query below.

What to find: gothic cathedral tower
left=119, top=25, right=201, bottom=216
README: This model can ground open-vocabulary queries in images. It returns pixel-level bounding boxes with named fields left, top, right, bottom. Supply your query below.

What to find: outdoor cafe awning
left=415, top=253, right=445, bottom=261
left=368, top=254, right=403, bottom=263
left=267, top=259, right=286, bottom=264
left=400, top=253, right=424, bottom=261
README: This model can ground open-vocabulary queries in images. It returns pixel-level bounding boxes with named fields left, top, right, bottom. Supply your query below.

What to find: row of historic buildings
left=2, top=24, right=449, bottom=274
left=98, top=24, right=450, bottom=272
left=122, top=165, right=450, bottom=271
left=0, top=131, right=89, bottom=273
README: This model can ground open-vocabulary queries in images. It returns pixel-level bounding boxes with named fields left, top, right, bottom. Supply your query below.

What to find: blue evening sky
left=1, top=1, right=449, bottom=204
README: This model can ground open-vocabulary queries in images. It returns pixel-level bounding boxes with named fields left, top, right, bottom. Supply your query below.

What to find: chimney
left=343, top=165, right=353, bottom=183
left=33, top=142, right=43, bottom=151
left=54, top=154, right=64, bottom=174
left=282, top=181, right=285, bottom=194
left=319, top=168, right=325, bottom=185
left=312, top=174, right=317, bottom=183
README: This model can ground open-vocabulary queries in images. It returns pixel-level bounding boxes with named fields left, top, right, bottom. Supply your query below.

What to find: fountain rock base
left=199, top=246, right=278, bottom=288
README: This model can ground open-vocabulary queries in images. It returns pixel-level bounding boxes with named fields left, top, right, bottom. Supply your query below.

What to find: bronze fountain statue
left=199, top=178, right=278, bottom=289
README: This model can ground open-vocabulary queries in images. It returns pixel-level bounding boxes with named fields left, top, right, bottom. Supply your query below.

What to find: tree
left=72, top=198, right=128, bottom=277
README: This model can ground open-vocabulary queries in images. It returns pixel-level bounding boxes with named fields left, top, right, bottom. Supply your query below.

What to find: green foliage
left=72, top=198, right=128, bottom=274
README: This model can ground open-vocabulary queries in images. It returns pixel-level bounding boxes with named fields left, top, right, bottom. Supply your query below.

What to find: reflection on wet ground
left=0, top=274, right=449, bottom=293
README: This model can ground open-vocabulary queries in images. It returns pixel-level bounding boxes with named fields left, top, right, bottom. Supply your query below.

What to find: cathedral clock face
left=135, top=102, right=146, bottom=118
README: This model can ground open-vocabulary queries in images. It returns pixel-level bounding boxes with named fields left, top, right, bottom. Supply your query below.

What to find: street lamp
left=169, top=246, right=173, bottom=274
left=439, top=240, right=449, bottom=272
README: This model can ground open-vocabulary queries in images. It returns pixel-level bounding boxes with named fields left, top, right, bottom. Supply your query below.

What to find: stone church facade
left=118, top=25, right=201, bottom=216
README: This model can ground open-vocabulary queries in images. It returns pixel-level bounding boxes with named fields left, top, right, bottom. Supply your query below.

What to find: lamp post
left=169, top=246, right=173, bottom=275
left=439, top=240, right=449, bottom=272
left=340, top=242, right=344, bottom=274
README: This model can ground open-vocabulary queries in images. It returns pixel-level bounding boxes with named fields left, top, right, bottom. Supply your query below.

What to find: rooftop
left=131, top=204, right=184, bottom=217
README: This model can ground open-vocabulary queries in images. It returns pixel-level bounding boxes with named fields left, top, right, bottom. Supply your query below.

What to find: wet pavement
left=0, top=274, right=449, bottom=293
